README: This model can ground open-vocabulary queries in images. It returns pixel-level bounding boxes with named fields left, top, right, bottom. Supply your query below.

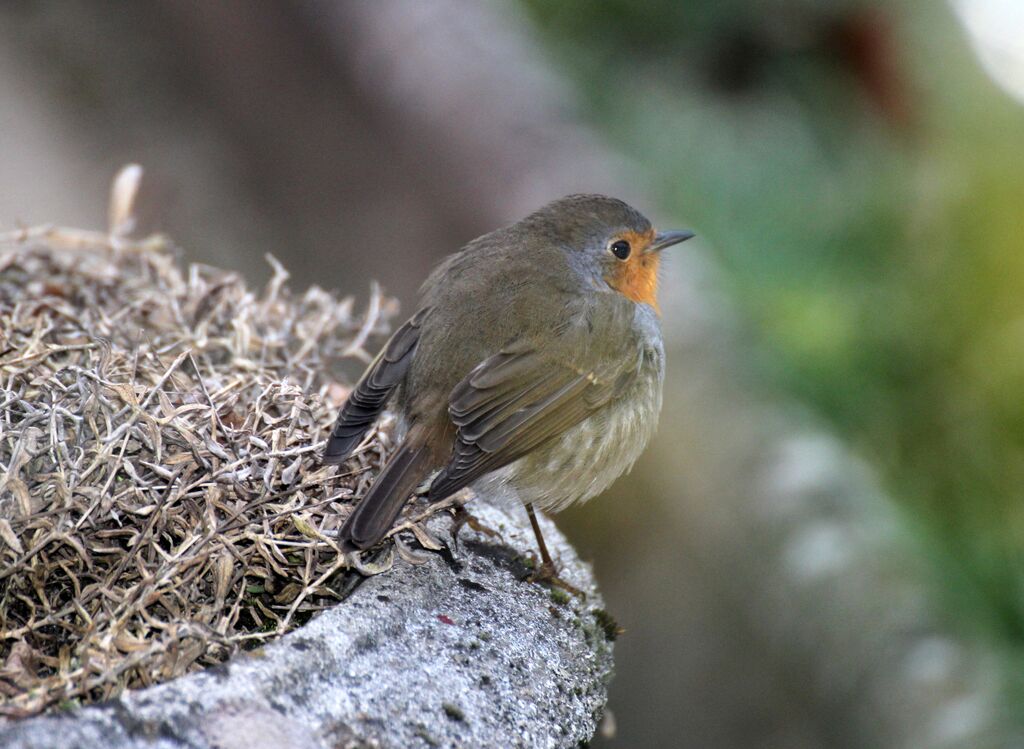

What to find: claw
left=449, top=502, right=502, bottom=552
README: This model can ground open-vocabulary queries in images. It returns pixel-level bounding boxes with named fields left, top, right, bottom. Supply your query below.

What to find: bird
left=322, top=194, right=694, bottom=579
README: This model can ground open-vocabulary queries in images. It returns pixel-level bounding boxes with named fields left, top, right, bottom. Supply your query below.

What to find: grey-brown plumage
left=323, top=194, right=694, bottom=552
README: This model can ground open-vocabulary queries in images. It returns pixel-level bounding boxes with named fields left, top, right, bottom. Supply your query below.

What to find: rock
left=0, top=500, right=613, bottom=749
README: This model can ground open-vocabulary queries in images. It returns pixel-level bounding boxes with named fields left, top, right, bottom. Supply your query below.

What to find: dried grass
left=0, top=213, right=403, bottom=716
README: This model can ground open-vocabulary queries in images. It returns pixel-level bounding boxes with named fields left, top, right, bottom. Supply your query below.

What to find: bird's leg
left=526, top=502, right=554, bottom=568
left=525, top=503, right=584, bottom=598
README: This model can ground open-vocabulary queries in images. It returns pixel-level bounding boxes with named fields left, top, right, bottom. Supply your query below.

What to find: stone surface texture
left=0, top=500, right=614, bottom=749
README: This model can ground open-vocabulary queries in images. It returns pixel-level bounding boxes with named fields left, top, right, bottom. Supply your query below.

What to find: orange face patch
left=605, top=229, right=661, bottom=313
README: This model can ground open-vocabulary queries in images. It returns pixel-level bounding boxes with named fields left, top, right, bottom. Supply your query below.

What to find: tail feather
left=340, top=441, right=435, bottom=550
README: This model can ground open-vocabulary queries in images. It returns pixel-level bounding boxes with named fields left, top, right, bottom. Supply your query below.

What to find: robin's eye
left=610, top=240, right=631, bottom=260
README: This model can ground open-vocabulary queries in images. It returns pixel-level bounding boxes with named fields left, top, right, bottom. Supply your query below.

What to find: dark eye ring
left=610, top=240, right=631, bottom=260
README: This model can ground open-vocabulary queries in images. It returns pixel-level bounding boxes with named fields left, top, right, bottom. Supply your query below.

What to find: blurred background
left=2, top=1, right=1023, bottom=746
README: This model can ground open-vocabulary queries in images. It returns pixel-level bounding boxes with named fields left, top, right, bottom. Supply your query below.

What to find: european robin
left=323, top=194, right=694, bottom=577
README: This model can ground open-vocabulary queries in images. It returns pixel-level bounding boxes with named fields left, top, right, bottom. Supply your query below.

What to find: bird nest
left=0, top=225, right=402, bottom=717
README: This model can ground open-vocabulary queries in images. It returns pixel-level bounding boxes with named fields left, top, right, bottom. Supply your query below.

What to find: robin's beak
left=647, top=230, right=696, bottom=254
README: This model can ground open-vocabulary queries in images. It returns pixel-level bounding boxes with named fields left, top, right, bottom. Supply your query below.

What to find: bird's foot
left=527, top=559, right=585, bottom=599
left=449, top=500, right=502, bottom=551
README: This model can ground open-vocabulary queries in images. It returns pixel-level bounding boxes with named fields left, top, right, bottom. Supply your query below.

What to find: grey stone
left=0, top=500, right=613, bottom=749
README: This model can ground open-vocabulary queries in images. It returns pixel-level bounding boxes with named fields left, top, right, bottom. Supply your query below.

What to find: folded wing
left=428, top=343, right=639, bottom=501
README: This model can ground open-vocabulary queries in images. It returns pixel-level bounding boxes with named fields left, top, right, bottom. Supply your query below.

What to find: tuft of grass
left=592, top=609, right=624, bottom=642
left=0, top=204, right=412, bottom=717
left=550, top=589, right=571, bottom=606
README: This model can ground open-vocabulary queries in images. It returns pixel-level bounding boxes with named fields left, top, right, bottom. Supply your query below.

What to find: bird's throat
left=607, top=252, right=661, bottom=313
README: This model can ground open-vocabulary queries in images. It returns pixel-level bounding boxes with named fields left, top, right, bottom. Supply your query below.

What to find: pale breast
left=473, top=312, right=665, bottom=513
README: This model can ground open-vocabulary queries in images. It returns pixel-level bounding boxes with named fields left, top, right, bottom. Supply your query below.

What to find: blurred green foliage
left=519, top=0, right=1024, bottom=668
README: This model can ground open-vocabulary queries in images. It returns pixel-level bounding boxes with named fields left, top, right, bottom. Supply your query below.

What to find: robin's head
left=521, top=194, right=694, bottom=312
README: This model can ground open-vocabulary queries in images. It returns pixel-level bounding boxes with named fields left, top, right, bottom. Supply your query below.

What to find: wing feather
left=322, top=308, right=429, bottom=464
left=427, top=345, right=637, bottom=501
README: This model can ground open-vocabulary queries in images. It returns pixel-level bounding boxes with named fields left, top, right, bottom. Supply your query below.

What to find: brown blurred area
left=1, top=2, right=1018, bottom=747
left=2, top=1, right=469, bottom=301
left=0, top=1, right=620, bottom=299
